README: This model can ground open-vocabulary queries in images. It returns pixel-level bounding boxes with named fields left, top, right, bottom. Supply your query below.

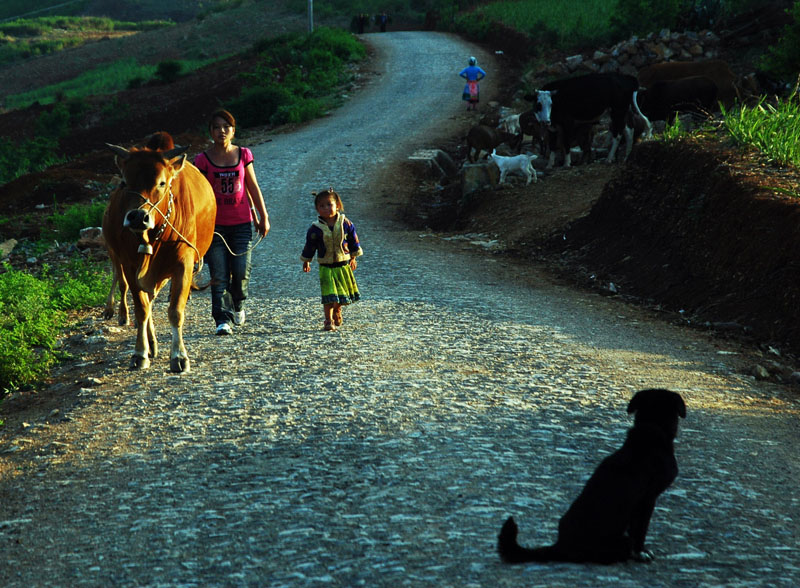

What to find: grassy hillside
left=0, top=0, right=233, bottom=22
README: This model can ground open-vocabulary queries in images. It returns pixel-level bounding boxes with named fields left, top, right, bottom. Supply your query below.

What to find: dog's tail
left=498, top=517, right=561, bottom=563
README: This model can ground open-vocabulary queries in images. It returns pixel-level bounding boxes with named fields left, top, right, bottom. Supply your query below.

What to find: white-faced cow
left=638, top=59, right=739, bottom=108
left=525, top=73, right=650, bottom=168
left=102, top=141, right=216, bottom=372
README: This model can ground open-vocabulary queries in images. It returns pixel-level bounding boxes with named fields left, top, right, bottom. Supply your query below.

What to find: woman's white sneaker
left=216, top=322, right=233, bottom=336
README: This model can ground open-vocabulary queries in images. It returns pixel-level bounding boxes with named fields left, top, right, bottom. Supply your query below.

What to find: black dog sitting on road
left=498, top=388, right=686, bottom=564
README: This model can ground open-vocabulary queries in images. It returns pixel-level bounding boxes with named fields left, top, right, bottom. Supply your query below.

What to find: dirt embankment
left=548, top=139, right=800, bottom=353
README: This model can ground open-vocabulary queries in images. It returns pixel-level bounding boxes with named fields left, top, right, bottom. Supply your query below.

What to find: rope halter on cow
left=128, top=186, right=173, bottom=255
left=130, top=186, right=205, bottom=276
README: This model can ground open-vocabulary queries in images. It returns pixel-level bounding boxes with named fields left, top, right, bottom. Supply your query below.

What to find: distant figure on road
left=459, top=56, right=486, bottom=111
left=379, top=12, right=388, bottom=32
left=354, top=13, right=368, bottom=34
left=301, top=188, right=362, bottom=332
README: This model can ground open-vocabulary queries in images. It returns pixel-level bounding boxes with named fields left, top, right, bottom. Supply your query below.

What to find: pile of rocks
left=526, top=28, right=722, bottom=84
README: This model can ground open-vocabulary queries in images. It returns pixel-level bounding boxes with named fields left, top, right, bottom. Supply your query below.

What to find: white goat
left=488, top=149, right=538, bottom=185
left=498, top=113, right=521, bottom=135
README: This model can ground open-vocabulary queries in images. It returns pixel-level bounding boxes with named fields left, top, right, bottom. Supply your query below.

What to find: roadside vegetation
left=0, top=0, right=799, bottom=401
left=0, top=199, right=110, bottom=394
left=226, top=26, right=366, bottom=127
left=723, top=82, right=800, bottom=168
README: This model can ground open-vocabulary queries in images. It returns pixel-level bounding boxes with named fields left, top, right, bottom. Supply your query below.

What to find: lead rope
left=135, top=188, right=206, bottom=277
left=213, top=183, right=268, bottom=257
left=213, top=224, right=265, bottom=257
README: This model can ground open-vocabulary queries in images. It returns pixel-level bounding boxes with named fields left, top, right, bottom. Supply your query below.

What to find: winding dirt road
left=1, top=32, right=799, bottom=587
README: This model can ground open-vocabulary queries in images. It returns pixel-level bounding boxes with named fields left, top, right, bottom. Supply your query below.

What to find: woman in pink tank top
left=194, top=109, right=270, bottom=336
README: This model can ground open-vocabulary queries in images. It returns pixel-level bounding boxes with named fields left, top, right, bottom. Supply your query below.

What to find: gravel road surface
left=1, top=31, right=799, bottom=587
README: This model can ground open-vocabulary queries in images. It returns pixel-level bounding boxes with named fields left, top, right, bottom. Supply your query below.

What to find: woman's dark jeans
left=205, top=222, right=253, bottom=326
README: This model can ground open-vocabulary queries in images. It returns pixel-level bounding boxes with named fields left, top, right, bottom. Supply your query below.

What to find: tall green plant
left=722, top=86, right=800, bottom=167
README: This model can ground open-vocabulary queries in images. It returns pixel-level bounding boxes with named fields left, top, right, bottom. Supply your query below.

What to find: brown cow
left=637, top=75, right=718, bottom=122
left=104, top=132, right=176, bottom=327
left=638, top=59, right=739, bottom=108
left=102, top=142, right=216, bottom=372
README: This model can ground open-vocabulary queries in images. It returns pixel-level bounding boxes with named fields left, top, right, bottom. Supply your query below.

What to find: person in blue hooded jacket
left=459, top=56, right=486, bottom=111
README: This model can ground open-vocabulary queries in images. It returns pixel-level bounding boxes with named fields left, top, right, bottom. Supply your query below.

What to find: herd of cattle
left=467, top=59, right=740, bottom=173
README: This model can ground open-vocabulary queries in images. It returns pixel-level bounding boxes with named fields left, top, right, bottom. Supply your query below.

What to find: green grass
left=455, top=0, right=616, bottom=47
left=0, top=0, right=232, bottom=22
left=0, top=256, right=112, bottom=394
left=227, top=26, right=366, bottom=127
left=0, top=196, right=112, bottom=396
left=0, top=15, right=174, bottom=66
left=3, top=56, right=216, bottom=110
left=723, top=87, right=800, bottom=168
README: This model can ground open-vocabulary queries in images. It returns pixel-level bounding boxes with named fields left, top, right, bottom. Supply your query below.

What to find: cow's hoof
left=130, top=355, right=150, bottom=370
left=170, top=357, right=189, bottom=373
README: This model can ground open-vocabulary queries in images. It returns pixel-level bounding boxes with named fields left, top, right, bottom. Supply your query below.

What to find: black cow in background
left=525, top=73, right=651, bottom=167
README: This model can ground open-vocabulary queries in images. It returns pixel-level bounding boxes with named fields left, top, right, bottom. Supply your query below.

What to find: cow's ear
left=169, top=153, right=188, bottom=174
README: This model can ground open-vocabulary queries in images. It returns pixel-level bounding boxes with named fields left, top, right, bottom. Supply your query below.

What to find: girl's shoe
left=333, top=308, right=343, bottom=327
left=323, top=320, right=336, bottom=332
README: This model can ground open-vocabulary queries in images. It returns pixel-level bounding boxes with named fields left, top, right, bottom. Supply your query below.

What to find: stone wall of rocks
left=524, top=28, right=722, bottom=86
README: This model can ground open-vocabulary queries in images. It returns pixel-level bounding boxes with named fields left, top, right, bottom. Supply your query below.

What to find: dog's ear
left=674, top=393, right=687, bottom=418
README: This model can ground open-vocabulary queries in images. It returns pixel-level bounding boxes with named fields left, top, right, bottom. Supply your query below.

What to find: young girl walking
left=301, top=188, right=362, bottom=331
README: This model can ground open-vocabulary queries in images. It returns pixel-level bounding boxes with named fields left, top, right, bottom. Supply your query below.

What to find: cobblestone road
left=1, top=32, right=799, bottom=587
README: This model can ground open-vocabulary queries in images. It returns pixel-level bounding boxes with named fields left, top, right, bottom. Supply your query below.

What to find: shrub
left=760, top=1, right=800, bottom=79
left=229, top=27, right=364, bottom=128
left=0, top=135, right=64, bottom=185
left=35, top=102, right=72, bottom=139
left=154, top=60, right=183, bottom=84
left=226, top=84, right=293, bottom=127
left=0, top=265, right=64, bottom=392
left=0, top=252, right=111, bottom=394
left=45, top=258, right=111, bottom=310
left=271, top=97, right=325, bottom=125
left=611, top=0, right=683, bottom=38
left=47, top=200, right=107, bottom=242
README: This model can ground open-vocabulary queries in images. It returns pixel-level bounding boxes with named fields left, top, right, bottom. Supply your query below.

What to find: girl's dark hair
left=209, top=108, right=236, bottom=130
left=313, top=187, right=344, bottom=212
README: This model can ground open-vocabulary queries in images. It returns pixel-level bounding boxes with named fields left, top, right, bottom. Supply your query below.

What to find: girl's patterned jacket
left=301, top=213, right=363, bottom=265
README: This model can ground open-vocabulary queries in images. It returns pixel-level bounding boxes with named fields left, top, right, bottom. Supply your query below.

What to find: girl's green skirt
left=319, top=264, right=360, bottom=305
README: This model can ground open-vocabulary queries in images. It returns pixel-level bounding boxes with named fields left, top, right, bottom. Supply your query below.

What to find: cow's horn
left=162, top=145, right=189, bottom=160
left=106, top=143, right=131, bottom=160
